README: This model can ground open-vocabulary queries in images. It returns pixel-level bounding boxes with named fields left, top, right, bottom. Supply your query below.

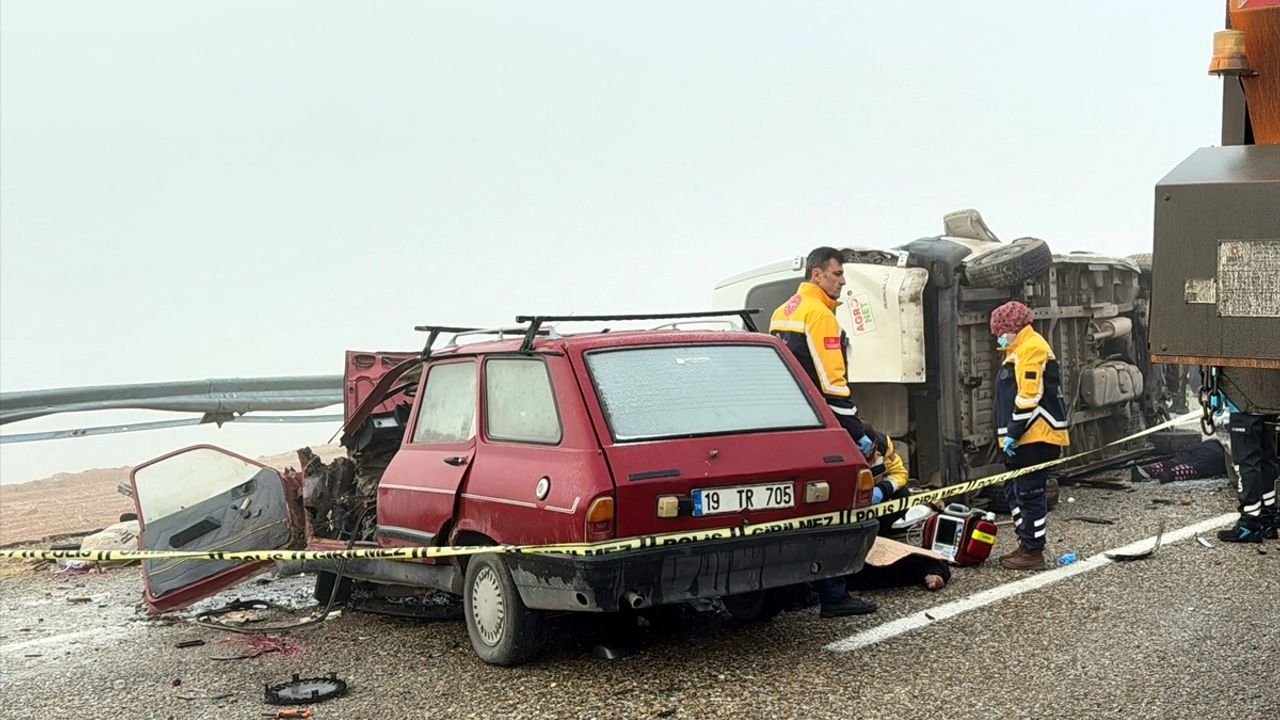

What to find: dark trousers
left=1229, top=413, right=1279, bottom=530
left=1003, top=442, right=1061, bottom=552
left=877, top=486, right=912, bottom=536
left=1145, top=439, right=1228, bottom=481
left=815, top=577, right=846, bottom=605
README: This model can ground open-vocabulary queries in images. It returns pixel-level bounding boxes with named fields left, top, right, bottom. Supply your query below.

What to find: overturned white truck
left=714, top=210, right=1168, bottom=509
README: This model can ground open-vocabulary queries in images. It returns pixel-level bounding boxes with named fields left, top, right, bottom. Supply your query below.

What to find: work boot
left=999, top=547, right=1046, bottom=571
left=1217, top=521, right=1263, bottom=544
left=819, top=595, right=878, bottom=618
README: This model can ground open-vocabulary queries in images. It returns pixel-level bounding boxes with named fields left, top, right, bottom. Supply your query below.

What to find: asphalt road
left=1, top=476, right=1276, bottom=720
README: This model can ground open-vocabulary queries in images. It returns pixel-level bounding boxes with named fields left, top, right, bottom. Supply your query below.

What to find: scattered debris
left=1178, top=495, right=1193, bottom=506
left=1150, top=498, right=1175, bottom=506
left=1106, top=520, right=1166, bottom=562
left=1065, top=516, right=1116, bottom=525
left=1195, top=535, right=1214, bottom=549
left=79, top=520, right=141, bottom=567
left=175, top=639, right=207, bottom=649
left=177, top=691, right=233, bottom=701
left=264, top=673, right=347, bottom=706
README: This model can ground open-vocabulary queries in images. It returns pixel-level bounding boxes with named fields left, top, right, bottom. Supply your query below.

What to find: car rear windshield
left=585, top=344, right=823, bottom=442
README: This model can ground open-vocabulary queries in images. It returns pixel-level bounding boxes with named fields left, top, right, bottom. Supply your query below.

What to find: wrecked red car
left=128, top=312, right=879, bottom=665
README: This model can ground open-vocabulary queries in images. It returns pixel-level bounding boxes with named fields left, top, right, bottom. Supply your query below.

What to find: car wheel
left=463, top=554, right=545, bottom=666
left=963, top=237, right=1053, bottom=288
left=721, top=589, right=783, bottom=622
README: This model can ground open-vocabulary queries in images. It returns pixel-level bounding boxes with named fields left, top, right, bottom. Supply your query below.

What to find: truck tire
left=721, top=589, right=784, bottom=622
left=463, top=554, right=545, bottom=666
left=963, top=237, right=1053, bottom=288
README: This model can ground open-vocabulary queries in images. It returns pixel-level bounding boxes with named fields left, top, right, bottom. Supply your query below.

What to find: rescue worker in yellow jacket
left=990, top=301, right=1070, bottom=571
left=769, top=247, right=874, bottom=458
left=866, top=430, right=910, bottom=535
left=771, top=246, right=877, bottom=618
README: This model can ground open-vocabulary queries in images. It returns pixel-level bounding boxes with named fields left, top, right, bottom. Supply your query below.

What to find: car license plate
left=692, top=482, right=794, bottom=516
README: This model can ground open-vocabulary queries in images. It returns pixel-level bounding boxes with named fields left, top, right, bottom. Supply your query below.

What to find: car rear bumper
left=505, top=519, right=879, bottom=612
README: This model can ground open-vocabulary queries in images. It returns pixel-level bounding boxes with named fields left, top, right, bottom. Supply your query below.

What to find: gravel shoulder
left=1, top=475, right=1275, bottom=720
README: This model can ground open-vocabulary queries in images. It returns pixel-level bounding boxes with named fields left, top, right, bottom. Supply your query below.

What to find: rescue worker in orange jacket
left=771, top=246, right=876, bottom=618
left=991, top=301, right=1070, bottom=571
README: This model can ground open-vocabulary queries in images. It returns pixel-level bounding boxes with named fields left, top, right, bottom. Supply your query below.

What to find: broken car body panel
left=130, top=444, right=304, bottom=613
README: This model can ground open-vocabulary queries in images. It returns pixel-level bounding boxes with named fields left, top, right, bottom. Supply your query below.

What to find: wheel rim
left=470, top=565, right=505, bottom=647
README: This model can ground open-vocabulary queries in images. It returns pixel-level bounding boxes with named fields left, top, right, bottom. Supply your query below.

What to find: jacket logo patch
left=824, top=336, right=841, bottom=350
left=1025, top=371, right=1038, bottom=379
left=784, top=295, right=802, bottom=316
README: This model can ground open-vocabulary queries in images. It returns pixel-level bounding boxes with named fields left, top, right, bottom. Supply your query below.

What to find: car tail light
left=804, top=481, right=830, bottom=504
left=853, top=469, right=874, bottom=508
left=585, top=497, right=615, bottom=541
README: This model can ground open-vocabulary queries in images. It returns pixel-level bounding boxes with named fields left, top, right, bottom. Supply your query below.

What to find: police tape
left=0, top=412, right=1200, bottom=564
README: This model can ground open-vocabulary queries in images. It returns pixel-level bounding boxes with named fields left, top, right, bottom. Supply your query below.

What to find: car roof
left=429, top=328, right=778, bottom=358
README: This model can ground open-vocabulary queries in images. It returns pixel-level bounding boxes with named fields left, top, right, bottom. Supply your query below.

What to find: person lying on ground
left=845, top=537, right=951, bottom=593
left=1132, top=438, right=1228, bottom=483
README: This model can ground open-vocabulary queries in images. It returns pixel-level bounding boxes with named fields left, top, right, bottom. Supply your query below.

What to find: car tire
left=313, top=571, right=353, bottom=604
left=721, top=589, right=783, bottom=622
left=963, top=237, right=1053, bottom=288
left=463, top=554, right=545, bottom=666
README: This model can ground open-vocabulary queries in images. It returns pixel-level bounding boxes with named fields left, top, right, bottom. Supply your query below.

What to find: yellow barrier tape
left=0, top=412, right=1198, bottom=564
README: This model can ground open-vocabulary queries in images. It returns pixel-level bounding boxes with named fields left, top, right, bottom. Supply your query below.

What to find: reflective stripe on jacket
left=770, top=282, right=864, bottom=436
left=995, top=325, right=1070, bottom=447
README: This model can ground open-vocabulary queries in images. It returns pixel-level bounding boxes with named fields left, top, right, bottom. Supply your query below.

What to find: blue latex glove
left=871, top=487, right=885, bottom=504
left=858, top=435, right=874, bottom=457
left=1001, top=436, right=1016, bottom=457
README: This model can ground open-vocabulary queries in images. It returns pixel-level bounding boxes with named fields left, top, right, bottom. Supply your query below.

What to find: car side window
left=485, top=358, right=562, bottom=444
left=411, top=361, right=477, bottom=445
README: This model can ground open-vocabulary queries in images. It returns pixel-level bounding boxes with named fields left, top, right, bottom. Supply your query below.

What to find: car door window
left=411, top=361, right=477, bottom=444
left=485, top=358, right=562, bottom=444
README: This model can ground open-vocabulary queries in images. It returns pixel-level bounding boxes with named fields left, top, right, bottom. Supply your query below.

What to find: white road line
left=825, top=511, right=1238, bottom=653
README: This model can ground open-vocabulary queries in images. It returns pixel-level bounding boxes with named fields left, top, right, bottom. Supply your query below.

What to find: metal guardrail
left=0, top=376, right=343, bottom=425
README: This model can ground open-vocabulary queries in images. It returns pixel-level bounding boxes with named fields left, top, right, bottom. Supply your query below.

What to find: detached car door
left=130, top=445, right=304, bottom=613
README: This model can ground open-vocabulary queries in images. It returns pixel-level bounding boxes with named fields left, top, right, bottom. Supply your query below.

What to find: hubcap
left=470, top=565, right=505, bottom=647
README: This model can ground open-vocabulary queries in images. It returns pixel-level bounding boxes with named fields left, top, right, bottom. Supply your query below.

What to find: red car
left=128, top=312, right=879, bottom=665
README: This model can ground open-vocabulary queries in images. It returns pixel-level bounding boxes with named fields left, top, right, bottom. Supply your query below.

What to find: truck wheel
left=463, top=554, right=545, bottom=666
left=963, top=237, right=1053, bottom=288
left=721, top=589, right=783, bottom=622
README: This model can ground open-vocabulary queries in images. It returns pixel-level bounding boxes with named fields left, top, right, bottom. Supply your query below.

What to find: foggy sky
left=0, top=1, right=1223, bottom=483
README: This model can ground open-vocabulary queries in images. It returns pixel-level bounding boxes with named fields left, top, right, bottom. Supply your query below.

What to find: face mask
left=996, top=335, right=1012, bottom=349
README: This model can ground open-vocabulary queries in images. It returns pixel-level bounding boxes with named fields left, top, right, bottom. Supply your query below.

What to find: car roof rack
left=412, top=324, right=556, bottom=358
left=512, top=310, right=759, bottom=353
